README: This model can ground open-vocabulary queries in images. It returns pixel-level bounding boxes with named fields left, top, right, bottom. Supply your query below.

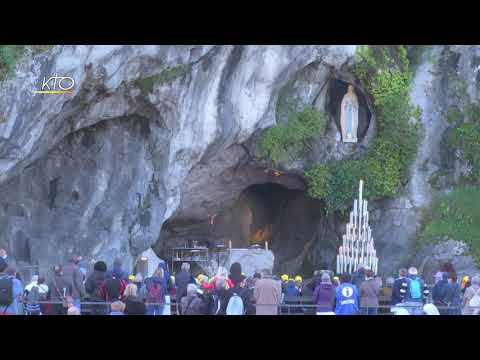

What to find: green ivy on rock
left=260, top=106, right=327, bottom=166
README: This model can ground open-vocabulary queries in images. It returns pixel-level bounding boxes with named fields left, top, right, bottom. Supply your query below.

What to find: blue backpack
left=409, top=278, right=422, bottom=299
left=226, top=292, right=245, bottom=315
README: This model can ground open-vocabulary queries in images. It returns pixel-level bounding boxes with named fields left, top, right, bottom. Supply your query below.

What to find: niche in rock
left=14, top=230, right=31, bottom=263
left=327, top=79, right=371, bottom=141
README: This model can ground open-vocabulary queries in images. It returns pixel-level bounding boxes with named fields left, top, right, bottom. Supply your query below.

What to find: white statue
left=340, top=85, right=359, bottom=143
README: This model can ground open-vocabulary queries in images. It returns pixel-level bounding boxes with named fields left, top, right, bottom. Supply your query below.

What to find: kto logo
left=34, top=73, right=75, bottom=94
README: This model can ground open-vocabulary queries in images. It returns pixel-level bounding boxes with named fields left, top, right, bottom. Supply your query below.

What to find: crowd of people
left=1, top=247, right=479, bottom=315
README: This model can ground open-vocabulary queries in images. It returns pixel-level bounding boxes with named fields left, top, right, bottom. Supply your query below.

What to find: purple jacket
left=313, top=283, right=336, bottom=313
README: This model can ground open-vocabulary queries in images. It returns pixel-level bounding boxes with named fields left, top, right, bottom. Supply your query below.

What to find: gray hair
left=187, top=283, right=198, bottom=296
left=216, top=277, right=227, bottom=290
left=181, top=262, right=190, bottom=272
left=472, top=275, right=480, bottom=286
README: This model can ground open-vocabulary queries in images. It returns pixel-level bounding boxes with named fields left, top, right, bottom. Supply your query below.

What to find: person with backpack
left=25, top=286, right=42, bottom=315
left=180, top=283, right=205, bottom=315
left=253, top=269, right=282, bottom=315
left=204, top=277, right=228, bottom=315
left=391, top=268, right=409, bottom=305
left=359, top=269, right=381, bottom=315
left=335, top=273, right=359, bottom=315
left=0, top=265, right=23, bottom=315
left=444, top=273, right=462, bottom=315
left=463, top=275, right=480, bottom=315
left=432, top=272, right=449, bottom=313
left=63, top=255, right=86, bottom=311
left=85, top=261, right=108, bottom=315
left=47, top=265, right=72, bottom=315
left=313, top=272, right=336, bottom=315
left=101, top=266, right=128, bottom=303
left=222, top=263, right=254, bottom=315
left=144, top=267, right=166, bottom=315
left=404, top=267, right=427, bottom=315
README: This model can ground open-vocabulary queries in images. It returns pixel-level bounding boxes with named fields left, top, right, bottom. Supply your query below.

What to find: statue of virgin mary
left=340, top=85, right=359, bottom=143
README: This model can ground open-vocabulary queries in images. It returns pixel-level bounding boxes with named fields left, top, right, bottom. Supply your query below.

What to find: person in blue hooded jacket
left=335, top=273, right=359, bottom=315
left=284, top=279, right=300, bottom=297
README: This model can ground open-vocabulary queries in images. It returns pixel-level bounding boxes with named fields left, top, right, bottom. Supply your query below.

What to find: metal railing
left=6, top=299, right=478, bottom=315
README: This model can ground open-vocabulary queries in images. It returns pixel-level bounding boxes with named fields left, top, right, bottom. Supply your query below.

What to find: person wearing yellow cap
left=280, top=274, right=289, bottom=294
left=128, top=275, right=136, bottom=283
left=294, top=276, right=303, bottom=296
left=461, top=275, right=471, bottom=295
left=196, top=274, right=207, bottom=286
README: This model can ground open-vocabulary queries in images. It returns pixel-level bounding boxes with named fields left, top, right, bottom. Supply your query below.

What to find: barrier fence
left=8, top=300, right=479, bottom=315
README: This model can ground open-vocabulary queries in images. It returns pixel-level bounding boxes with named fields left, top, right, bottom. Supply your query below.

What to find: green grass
left=421, top=186, right=480, bottom=263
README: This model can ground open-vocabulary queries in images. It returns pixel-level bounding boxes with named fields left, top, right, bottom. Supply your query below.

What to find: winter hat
left=229, top=262, right=242, bottom=277
left=321, top=273, right=331, bottom=284
left=93, top=261, right=107, bottom=272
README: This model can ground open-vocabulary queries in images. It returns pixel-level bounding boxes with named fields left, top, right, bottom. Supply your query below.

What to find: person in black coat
left=391, top=268, right=409, bottom=305
left=175, top=262, right=195, bottom=314
left=84, top=261, right=108, bottom=315
left=432, top=272, right=449, bottom=313
left=221, top=271, right=255, bottom=315
left=204, top=277, right=228, bottom=315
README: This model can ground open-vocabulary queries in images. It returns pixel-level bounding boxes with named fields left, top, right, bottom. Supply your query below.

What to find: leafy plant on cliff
left=0, top=46, right=20, bottom=80
left=260, top=106, right=327, bottom=166
left=135, top=64, right=191, bottom=94
left=420, top=186, right=480, bottom=263
left=448, top=101, right=480, bottom=181
left=306, top=45, right=419, bottom=214
left=1, top=45, right=54, bottom=81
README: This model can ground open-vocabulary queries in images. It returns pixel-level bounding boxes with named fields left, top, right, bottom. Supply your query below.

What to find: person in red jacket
left=101, top=268, right=128, bottom=302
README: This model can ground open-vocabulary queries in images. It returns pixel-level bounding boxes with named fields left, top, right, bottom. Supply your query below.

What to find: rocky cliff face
left=1, top=44, right=478, bottom=278
left=0, top=45, right=356, bottom=271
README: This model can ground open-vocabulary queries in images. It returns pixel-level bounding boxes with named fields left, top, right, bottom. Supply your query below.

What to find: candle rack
left=336, top=180, right=378, bottom=275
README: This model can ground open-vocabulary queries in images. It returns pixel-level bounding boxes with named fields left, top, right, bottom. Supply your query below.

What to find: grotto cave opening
left=158, top=181, right=328, bottom=276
